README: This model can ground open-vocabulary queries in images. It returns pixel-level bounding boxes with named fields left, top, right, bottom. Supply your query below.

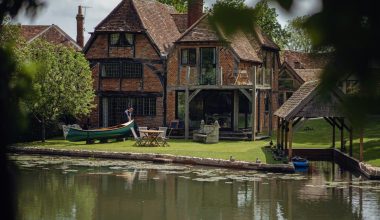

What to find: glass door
left=200, top=48, right=216, bottom=85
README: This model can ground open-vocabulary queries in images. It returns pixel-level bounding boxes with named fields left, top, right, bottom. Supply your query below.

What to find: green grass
left=16, top=117, right=380, bottom=166
left=15, top=139, right=275, bottom=163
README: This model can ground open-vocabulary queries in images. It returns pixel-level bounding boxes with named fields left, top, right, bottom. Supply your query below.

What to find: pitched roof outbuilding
left=274, top=80, right=344, bottom=120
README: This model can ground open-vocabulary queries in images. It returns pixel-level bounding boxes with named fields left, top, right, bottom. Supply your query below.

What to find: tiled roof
left=171, top=13, right=188, bottom=33
left=177, top=15, right=262, bottom=62
left=275, top=80, right=343, bottom=120
left=20, top=25, right=50, bottom=41
left=177, top=14, right=219, bottom=42
left=294, top=68, right=322, bottom=82
left=275, top=80, right=319, bottom=119
left=95, top=0, right=144, bottom=32
left=229, top=31, right=261, bottom=63
left=255, top=27, right=280, bottom=50
left=20, top=24, right=81, bottom=50
left=281, top=50, right=332, bottom=69
left=133, top=0, right=181, bottom=55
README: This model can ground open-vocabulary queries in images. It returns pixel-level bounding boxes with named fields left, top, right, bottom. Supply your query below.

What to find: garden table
left=139, top=130, right=164, bottom=147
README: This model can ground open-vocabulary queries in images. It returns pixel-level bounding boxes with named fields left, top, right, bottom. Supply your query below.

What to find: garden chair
left=138, top=126, right=148, bottom=139
left=131, top=127, right=143, bottom=146
left=158, top=127, right=169, bottom=147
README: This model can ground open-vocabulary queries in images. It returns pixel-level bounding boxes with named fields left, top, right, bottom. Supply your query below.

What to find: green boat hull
left=67, top=120, right=134, bottom=142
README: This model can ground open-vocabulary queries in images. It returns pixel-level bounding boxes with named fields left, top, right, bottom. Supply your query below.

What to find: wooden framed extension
left=274, top=80, right=364, bottom=161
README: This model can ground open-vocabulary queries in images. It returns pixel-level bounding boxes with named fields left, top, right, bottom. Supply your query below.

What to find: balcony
left=177, top=66, right=272, bottom=89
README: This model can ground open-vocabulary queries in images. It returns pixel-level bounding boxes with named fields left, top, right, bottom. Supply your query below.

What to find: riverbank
left=8, top=146, right=295, bottom=173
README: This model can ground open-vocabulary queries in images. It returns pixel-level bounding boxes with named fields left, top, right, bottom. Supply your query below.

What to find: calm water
left=9, top=154, right=380, bottom=220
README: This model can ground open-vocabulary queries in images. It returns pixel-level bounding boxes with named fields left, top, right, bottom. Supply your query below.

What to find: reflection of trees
left=16, top=168, right=98, bottom=220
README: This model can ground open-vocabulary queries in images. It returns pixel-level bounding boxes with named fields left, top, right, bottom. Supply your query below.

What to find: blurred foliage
left=157, top=0, right=188, bottom=13
left=285, top=15, right=313, bottom=52
left=209, top=0, right=289, bottom=49
left=252, top=0, right=289, bottom=49
left=210, top=0, right=380, bottom=128
left=24, top=39, right=95, bottom=141
left=0, top=1, right=43, bottom=219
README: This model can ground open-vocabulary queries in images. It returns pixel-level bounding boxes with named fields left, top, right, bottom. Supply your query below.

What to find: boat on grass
left=67, top=120, right=134, bottom=142
left=292, top=156, right=309, bottom=167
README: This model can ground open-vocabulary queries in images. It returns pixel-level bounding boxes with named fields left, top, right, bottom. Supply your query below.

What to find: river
left=9, top=154, right=380, bottom=220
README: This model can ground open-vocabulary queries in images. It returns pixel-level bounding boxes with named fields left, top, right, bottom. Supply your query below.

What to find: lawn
left=15, top=117, right=380, bottom=166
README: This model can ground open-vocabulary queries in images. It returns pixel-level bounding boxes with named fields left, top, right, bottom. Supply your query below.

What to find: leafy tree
left=285, top=16, right=313, bottom=52
left=25, top=39, right=95, bottom=142
left=157, top=0, right=188, bottom=13
left=252, top=0, right=289, bottom=49
left=0, top=1, right=42, bottom=219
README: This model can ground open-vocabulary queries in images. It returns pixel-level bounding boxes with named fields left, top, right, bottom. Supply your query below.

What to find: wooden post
left=185, top=67, right=190, bottom=140
left=251, top=67, right=256, bottom=141
left=284, top=121, right=288, bottom=151
left=276, top=117, right=280, bottom=147
left=340, top=118, right=344, bottom=152
left=332, top=118, right=336, bottom=148
left=288, top=119, right=293, bottom=161
left=349, top=128, right=353, bottom=157
left=360, top=129, right=364, bottom=162
left=233, top=90, right=239, bottom=131
left=281, top=119, right=284, bottom=150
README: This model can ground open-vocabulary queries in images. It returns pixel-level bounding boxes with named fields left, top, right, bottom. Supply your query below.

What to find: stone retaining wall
left=8, top=147, right=295, bottom=173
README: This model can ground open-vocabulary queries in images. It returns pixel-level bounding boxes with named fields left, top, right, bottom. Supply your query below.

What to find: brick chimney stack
left=76, top=5, right=84, bottom=48
left=187, top=0, right=203, bottom=28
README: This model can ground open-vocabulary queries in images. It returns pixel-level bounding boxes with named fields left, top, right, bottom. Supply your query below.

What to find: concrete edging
left=8, top=146, right=295, bottom=173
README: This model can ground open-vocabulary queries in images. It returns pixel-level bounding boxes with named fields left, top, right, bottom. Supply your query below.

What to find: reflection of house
left=85, top=0, right=281, bottom=137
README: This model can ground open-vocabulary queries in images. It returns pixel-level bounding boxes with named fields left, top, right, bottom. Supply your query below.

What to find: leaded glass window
left=181, top=48, right=196, bottom=65
left=109, top=33, right=134, bottom=47
left=101, top=61, right=143, bottom=78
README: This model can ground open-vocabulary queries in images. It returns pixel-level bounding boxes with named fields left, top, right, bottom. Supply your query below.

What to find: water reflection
left=10, top=155, right=380, bottom=220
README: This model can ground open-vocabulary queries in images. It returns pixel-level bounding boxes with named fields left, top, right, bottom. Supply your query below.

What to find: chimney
left=76, top=5, right=84, bottom=48
left=187, top=0, right=203, bottom=28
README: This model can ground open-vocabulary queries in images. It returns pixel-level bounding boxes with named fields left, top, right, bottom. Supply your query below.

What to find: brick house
left=20, top=24, right=82, bottom=50
left=84, top=0, right=281, bottom=138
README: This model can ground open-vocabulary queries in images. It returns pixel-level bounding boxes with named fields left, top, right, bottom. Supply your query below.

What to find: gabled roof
left=274, top=80, right=344, bottom=120
left=294, top=68, right=322, bottom=82
left=95, top=0, right=144, bottom=32
left=281, top=50, right=332, bottom=69
left=171, top=13, right=188, bottom=33
left=90, top=0, right=181, bottom=56
left=20, top=25, right=50, bottom=41
left=229, top=31, right=261, bottom=63
left=176, top=14, right=261, bottom=63
left=176, top=14, right=219, bottom=42
left=20, top=24, right=81, bottom=50
left=255, top=27, right=280, bottom=50
left=133, top=0, right=181, bottom=55
left=279, top=61, right=305, bottom=84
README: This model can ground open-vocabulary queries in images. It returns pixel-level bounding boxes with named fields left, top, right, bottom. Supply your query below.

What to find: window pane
left=125, top=33, right=134, bottom=45
left=189, top=48, right=196, bottom=65
left=102, top=63, right=120, bottom=77
left=123, top=62, right=143, bottom=78
left=110, top=33, right=120, bottom=46
left=181, top=49, right=188, bottom=64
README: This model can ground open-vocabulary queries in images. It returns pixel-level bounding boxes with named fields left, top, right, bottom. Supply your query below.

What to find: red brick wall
left=86, top=32, right=164, bottom=128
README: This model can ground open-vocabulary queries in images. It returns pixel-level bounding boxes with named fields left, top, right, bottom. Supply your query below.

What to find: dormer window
left=109, top=33, right=134, bottom=47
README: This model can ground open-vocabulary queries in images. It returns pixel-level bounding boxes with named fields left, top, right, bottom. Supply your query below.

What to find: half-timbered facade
left=85, top=0, right=281, bottom=138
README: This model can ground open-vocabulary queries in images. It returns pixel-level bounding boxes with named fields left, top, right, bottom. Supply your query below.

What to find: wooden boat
left=67, top=120, right=134, bottom=142
left=291, top=156, right=309, bottom=167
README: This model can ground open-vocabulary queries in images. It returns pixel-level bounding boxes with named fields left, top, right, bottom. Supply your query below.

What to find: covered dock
left=274, top=80, right=365, bottom=161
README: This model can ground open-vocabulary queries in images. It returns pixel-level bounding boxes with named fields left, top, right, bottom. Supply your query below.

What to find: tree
left=157, top=0, right=187, bottom=13
left=0, top=1, right=42, bottom=219
left=253, top=0, right=289, bottom=49
left=285, top=16, right=313, bottom=52
left=25, top=39, right=95, bottom=142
